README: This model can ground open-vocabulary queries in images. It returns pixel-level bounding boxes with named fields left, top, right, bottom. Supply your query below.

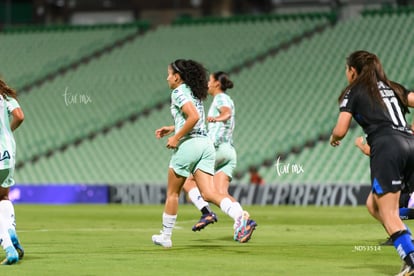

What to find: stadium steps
left=14, top=13, right=334, bottom=183
left=234, top=7, right=414, bottom=184
left=14, top=9, right=414, bottom=184
left=0, top=22, right=149, bottom=91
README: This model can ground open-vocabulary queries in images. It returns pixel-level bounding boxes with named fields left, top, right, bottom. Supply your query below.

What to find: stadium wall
left=109, top=184, right=371, bottom=206
left=10, top=183, right=371, bottom=206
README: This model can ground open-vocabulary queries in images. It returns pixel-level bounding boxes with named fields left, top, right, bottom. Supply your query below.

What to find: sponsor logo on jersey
left=0, top=150, right=10, bottom=161
left=392, top=180, right=402, bottom=185
left=340, top=99, right=348, bottom=108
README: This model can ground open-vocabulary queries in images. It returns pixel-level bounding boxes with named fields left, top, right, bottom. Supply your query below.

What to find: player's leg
left=152, top=168, right=186, bottom=248
left=3, top=168, right=23, bottom=259
left=213, top=171, right=233, bottom=197
left=215, top=144, right=257, bottom=243
left=192, top=141, right=244, bottom=228
left=194, top=170, right=256, bottom=242
left=213, top=171, right=255, bottom=242
left=192, top=169, right=241, bottom=221
left=366, top=191, right=381, bottom=221
left=367, top=191, right=397, bottom=246
left=0, top=169, right=18, bottom=265
left=375, top=192, right=414, bottom=273
left=182, top=175, right=217, bottom=231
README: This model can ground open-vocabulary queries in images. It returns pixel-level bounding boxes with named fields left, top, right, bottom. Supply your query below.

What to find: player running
left=152, top=60, right=256, bottom=247
left=182, top=71, right=257, bottom=242
left=330, top=50, right=414, bottom=276
left=0, top=79, right=25, bottom=265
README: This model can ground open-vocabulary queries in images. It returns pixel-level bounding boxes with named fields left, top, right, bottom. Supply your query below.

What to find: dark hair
left=212, top=71, right=234, bottom=92
left=0, top=79, right=17, bottom=100
left=171, top=59, right=208, bottom=100
left=338, top=50, right=407, bottom=110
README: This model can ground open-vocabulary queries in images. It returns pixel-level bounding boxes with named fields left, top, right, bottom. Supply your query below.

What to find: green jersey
left=0, top=95, right=19, bottom=169
left=207, top=93, right=235, bottom=146
left=170, top=84, right=207, bottom=141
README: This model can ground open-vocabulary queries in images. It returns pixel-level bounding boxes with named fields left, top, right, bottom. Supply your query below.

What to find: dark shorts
left=370, top=133, right=414, bottom=195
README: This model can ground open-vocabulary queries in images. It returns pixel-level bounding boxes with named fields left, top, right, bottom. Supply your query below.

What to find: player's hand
left=155, top=126, right=173, bottom=139
left=166, top=136, right=179, bottom=149
left=207, top=116, right=217, bottom=122
left=354, top=136, right=364, bottom=148
left=329, top=135, right=340, bottom=147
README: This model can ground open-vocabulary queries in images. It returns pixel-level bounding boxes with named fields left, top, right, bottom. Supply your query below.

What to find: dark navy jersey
left=339, top=81, right=413, bottom=139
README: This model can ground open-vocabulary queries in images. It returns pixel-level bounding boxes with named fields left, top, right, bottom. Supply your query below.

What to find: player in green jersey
left=0, top=79, right=24, bottom=265
left=152, top=61, right=256, bottom=247
left=182, top=71, right=257, bottom=243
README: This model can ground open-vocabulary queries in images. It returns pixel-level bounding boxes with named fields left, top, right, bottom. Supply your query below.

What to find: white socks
left=162, top=212, right=177, bottom=237
left=220, top=198, right=243, bottom=228
left=188, top=187, right=209, bottom=211
left=0, top=200, right=15, bottom=250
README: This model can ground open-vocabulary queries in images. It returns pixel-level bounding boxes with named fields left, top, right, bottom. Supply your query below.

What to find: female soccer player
left=330, top=50, right=414, bottom=275
left=0, top=79, right=24, bottom=265
left=182, top=72, right=257, bottom=242
left=355, top=135, right=414, bottom=246
left=152, top=60, right=255, bottom=247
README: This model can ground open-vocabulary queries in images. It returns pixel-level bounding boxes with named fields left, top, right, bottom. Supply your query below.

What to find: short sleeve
left=5, top=97, right=20, bottom=113
left=171, top=88, right=190, bottom=109
left=339, top=89, right=355, bottom=114
left=215, top=94, right=231, bottom=109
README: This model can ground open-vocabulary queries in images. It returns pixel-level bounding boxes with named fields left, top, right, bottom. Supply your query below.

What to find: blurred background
left=1, top=0, right=413, bottom=205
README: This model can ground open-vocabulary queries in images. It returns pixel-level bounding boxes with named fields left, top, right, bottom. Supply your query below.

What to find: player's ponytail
left=213, top=71, right=234, bottom=92
left=338, top=50, right=402, bottom=109
left=171, top=59, right=208, bottom=100
left=0, top=79, right=18, bottom=100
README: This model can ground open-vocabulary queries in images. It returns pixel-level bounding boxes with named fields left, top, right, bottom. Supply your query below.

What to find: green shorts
left=169, top=137, right=215, bottom=177
left=215, top=143, right=237, bottom=180
left=0, top=168, right=15, bottom=188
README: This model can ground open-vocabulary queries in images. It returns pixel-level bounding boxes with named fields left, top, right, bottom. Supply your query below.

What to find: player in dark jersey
left=355, top=136, right=414, bottom=246
left=330, top=50, right=414, bottom=275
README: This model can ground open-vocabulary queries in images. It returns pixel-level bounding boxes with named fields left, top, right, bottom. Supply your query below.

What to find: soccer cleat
left=396, top=262, right=409, bottom=276
left=9, top=229, right=24, bottom=259
left=233, top=211, right=249, bottom=241
left=381, top=236, right=414, bottom=246
left=152, top=231, right=172, bottom=248
left=233, top=211, right=257, bottom=243
left=238, top=219, right=257, bottom=243
left=395, top=264, right=414, bottom=276
left=381, top=236, right=393, bottom=246
left=1, top=246, right=19, bottom=265
left=192, top=212, right=218, bottom=231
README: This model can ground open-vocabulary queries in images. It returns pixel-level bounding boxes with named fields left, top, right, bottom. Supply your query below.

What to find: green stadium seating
left=0, top=24, right=142, bottom=89
left=11, top=11, right=414, bottom=185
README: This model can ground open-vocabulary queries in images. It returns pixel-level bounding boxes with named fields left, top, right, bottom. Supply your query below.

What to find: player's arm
left=207, top=106, right=231, bottom=123
left=167, top=102, right=199, bottom=149
left=407, top=92, right=414, bottom=107
left=10, top=107, right=24, bottom=131
left=330, top=111, right=352, bottom=147
left=408, top=92, right=414, bottom=130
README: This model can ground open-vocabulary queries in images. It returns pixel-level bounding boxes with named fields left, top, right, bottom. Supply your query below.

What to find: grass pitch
left=1, top=204, right=406, bottom=275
